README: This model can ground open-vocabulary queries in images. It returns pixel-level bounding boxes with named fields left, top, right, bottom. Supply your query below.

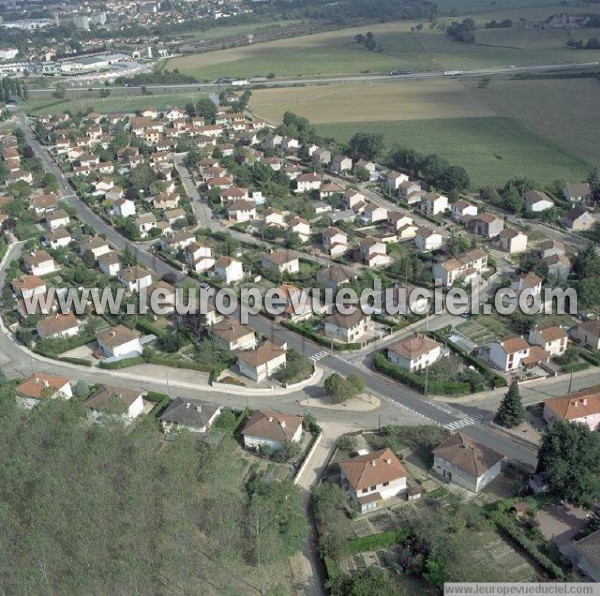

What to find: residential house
left=432, top=249, right=488, bottom=287
left=43, top=228, right=72, bottom=250
left=112, top=198, right=136, bottom=218
left=468, top=213, right=504, bottom=238
left=16, top=373, right=72, bottom=409
left=84, top=385, right=144, bottom=424
left=135, top=213, right=157, bottom=238
left=185, top=242, right=215, bottom=273
left=388, top=333, right=442, bottom=371
left=573, top=530, right=600, bottom=581
left=238, top=340, right=287, bottom=382
left=564, top=181, right=592, bottom=203
left=339, top=448, right=407, bottom=514
left=386, top=171, right=409, bottom=192
left=451, top=200, right=478, bottom=221
left=319, top=182, right=346, bottom=200
left=45, top=209, right=70, bottom=231
left=227, top=200, right=256, bottom=222
left=528, top=325, right=568, bottom=357
left=118, top=265, right=152, bottom=293
left=160, top=230, right=195, bottom=252
left=32, top=194, right=58, bottom=215
left=287, top=216, right=311, bottom=243
left=384, top=283, right=429, bottom=316
left=214, top=257, right=244, bottom=284
left=397, top=180, right=422, bottom=203
left=160, top=398, right=223, bottom=434
left=571, top=320, right=600, bottom=350
left=295, top=173, right=323, bottom=193
left=542, top=254, right=572, bottom=280
left=332, top=155, right=353, bottom=174
left=261, top=250, right=300, bottom=275
left=542, top=386, right=600, bottom=431
left=360, top=203, right=388, bottom=224
left=22, top=250, right=58, bottom=277
left=497, top=228, right=528, bottom=254
left=36, top=313, right=79, bottom=340
left=343, top=189, right=367, bottom=212
left=322, top=227, right=348, bottom=258
left=414, top=227, right=443, bottom=251
left=80, top=236, right=111, bottom=260
left=539, top=240, right=565, bottom=260
left=420, top=192, right=448, bottom=216
left=359, top=237, right=392, bottom=267
left=511, top=272, right=542, bottom=297
left=316, top=264, right=358, bottom=289
left=264, top=208, right=286, bottom=228
left=524, top=190, right=554, bottom=212
left=489, top=337, right=532, bottom=372
left=432, top=433, right=504, bottom=493
left=96, top=325, right=142, bottom=359
left=241, top=410, right=303, bottom=451
left=312, top=147, right=331, bottom=165
left=324, top=312, right=371, bottom=344
left=97, top=252, right=121, bottom=277
left=562, top=206, right=595, bottom=231
left=208, top=316, right=256, bottom=351
left=12, top=275, right=46, bottom=300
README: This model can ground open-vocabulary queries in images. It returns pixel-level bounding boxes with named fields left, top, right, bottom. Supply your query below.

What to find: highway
left=25, top=61, right=600, bottom=96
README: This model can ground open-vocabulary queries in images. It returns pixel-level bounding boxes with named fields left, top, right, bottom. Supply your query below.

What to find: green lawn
left=25, top=91, right=210, bottom=115
left=316, top=117, right=592, bottom=188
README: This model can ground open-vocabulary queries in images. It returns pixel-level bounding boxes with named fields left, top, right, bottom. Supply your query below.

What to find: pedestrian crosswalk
left=310, top=350, right=329, bottom=363
left=444, top=414, right=486, bottom=431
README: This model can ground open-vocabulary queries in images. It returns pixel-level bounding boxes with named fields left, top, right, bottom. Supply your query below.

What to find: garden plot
left=456, top=320, right=498, bottom=347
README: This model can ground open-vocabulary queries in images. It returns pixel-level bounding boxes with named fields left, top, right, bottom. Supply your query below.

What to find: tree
left=347, top=132, right=384, bottom=161
left=588, top=167, right=600, bottom=203
left=324, top=373, right=363, bottom=404
left=494, top=379, right=524, bottom=428
left=439, top=165, right=470, bottom=191
left=195, top=98, right=217, bottom=123
left=537, top=420, right=600, bottom=507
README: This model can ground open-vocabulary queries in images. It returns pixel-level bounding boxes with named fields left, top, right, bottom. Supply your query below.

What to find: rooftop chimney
left=185, top=402, right=191, bottom=408
left=280, top=420, right=286, bottom=428
left=371, top=460, right=376, bottom=466
left=268, top=416, right=273, bottom=423
left=386, top=458, right=391, bottom=464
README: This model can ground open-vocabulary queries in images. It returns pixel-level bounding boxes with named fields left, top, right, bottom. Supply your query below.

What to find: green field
left=24, top=91, right=210, bottom=115
left=316, top=117, right=592, bottom=188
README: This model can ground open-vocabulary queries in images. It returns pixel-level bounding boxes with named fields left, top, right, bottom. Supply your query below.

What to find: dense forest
left=0, top=377, right=307, bottom=593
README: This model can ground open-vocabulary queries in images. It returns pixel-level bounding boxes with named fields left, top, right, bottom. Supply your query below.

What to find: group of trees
left=447, top=19, right=476, bottom=44
left=276, top=111, right=320, bottom=146
left=388, top=145, right=471, bottom=191
left=324, top=373, right=365, bottom=404
left=0, top=77, right=28, bottom=103
left=354, top=31, right=382, bottom=52
left=485, top=19, right=512, bottom=28
left=346, top=131, right=385, bottom=161
left=567, top=37, right=600, bottom=50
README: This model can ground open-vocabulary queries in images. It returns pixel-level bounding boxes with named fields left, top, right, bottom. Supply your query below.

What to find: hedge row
left=488, top=511, right=565, bottom=580
left=146, top=391, right=170, bottom=403
left=99, top=356, right=145, bottom=369
left=427, top=330, right=507, bottom=388
left=373, top=353, right=471, bottom=396
left=562, top=361, right=589, bottom=373
left=58, top=356, right=92, bottom=367
left=347, top=528, right=410, bottom=555
left=282, top=321, right=362, bottom=351
left=136, top=318, right=168, bottom=338
left=579, top=349, right=600, bottom=366
left=147, top=355, right=213, bottom=372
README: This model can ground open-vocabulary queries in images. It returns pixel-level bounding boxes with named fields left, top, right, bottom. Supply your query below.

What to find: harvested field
left=249, top=80, right=496, bottom=124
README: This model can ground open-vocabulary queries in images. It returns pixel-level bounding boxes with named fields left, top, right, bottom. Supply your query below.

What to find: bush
left=347, top=529, right=410, bottom=555
left=373, top=353, right=471, bottom=395
left=489, top=511, right=565, bottom=579
left=99, top=356, right=145, bottom=369
left=146, top=391, right=170, bottom=403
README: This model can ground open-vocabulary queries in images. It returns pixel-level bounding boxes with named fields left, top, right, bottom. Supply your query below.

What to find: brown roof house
left=572, top=320, right=600, bottom=350
left=528, top=325, right=568, bottom=357
left=488, top=337, right=532, bottom=372
left=467, top=213, right=504, bottom=238
left=237, top=340, right=287, bottom=382
left=96, top=325, right=142, bottom=359
left=315, top=264, right=358, bottom=289
left=339, top=448, right=407, bottom=514
left=561, top=206, right=595, bottom=232
left=241, top=410, right=303, bottom=451
left=36, top=313, right=79, bottom=340
left=324, top=312, right=371, bottom=344
left=432, top=433, right=504, bottom=493
left=388, top=333, right=443, bottom=372
left=84, top=384, right=144, bottom=425
left=16, top=373, right=72, bottom=409
left=573, top=530, right=600, bottom=581
left=261, top=249, right=299, bottom=275
left=208, top=316, right=256, bottom=351
left=543, top=385, right=600, bottom=431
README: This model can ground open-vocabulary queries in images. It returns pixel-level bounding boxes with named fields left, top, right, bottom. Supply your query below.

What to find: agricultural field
left=24, top=91, right=210, bottom=115
left=167, top=13, right=600, bottom=80
left=315, top=116, right=592, bottom=188
left=470, top=77, right=600, bottom=163
left=249, top=80, right=496, bottom=124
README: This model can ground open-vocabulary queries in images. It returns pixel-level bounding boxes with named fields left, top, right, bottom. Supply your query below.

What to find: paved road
left=26, top=61, right=600, bottom=96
